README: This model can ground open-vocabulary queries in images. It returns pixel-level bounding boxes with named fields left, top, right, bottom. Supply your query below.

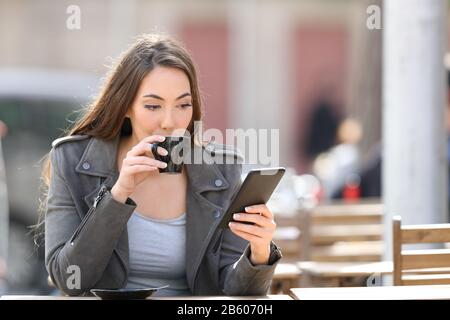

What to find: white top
left=125, top=211, right=191, bottom=296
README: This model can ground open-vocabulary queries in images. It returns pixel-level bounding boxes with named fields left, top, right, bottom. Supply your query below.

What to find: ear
left=124, top=107, right=132, bottom=118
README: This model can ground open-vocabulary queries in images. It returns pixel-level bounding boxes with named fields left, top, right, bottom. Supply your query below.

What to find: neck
left=124, top=133, right=140, bottom=151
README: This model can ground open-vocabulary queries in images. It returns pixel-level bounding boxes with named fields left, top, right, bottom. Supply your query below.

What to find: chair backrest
left=304, top=200, right=384, bottom=262
left=393, top=216, right=450, bottom=286
left=272, top=209, right=305, bottom=262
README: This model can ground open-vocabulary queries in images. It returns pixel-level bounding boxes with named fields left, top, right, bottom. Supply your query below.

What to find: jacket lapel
left=75, top=135, right=121, bottom=208
left=184, top=147, right=231, bottom=289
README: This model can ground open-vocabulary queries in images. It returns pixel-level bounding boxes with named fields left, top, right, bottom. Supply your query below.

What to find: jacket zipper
left=70, top=185, right=109, bottom=245
left=93, top=185, right=108, bottom=208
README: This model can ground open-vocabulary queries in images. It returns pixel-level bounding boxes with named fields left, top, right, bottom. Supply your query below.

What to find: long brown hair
left=35, top=34, right=203, bottom=243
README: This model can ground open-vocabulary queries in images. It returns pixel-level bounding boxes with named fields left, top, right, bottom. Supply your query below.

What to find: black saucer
left=90, top=286, right=168, bottom=300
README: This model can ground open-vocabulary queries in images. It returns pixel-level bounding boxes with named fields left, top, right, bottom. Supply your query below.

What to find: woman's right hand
left=111, top=135, right=168, bottom=203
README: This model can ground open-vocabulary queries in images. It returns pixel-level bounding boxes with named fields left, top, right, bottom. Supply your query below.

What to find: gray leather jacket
left=45, top=134, right=281, bottom=296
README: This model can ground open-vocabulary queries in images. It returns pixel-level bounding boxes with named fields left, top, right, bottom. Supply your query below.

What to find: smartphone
left=217, top=167, right=286, bottom=229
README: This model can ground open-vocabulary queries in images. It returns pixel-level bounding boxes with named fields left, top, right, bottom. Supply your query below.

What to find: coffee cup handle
left=150, top=143, right=160, bottom=157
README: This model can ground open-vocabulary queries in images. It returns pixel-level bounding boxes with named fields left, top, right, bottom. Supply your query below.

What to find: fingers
left=152, top=145, right=169, bottom=157
left=123, top=156, right=167, bottom=169
left=229, top=203, right=276, bottom=241
left=127, top=135, right=167, bottom=157
left=115, top=135, right=170, bottom=195
left=141, top=135, right=166, bottom=144
left=244, top=204, right=273, bottom=219
left=229, top=228, right=262, bottom=244
left=229, top=221, right=273, bottom=239
left=232, top=213, right=276, bottom=229
left=125, top=165, right=159, bottom=175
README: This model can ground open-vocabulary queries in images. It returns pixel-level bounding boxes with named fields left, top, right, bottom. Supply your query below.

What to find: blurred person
left=331, top=53, right=450, bottom=204
left=303, top=97, right=341, bottom=164
left=38, top=34, right=281, bottom=297
left=357, top=142, right=382, bottom=199
left=313, top=117, right=362, bottom=199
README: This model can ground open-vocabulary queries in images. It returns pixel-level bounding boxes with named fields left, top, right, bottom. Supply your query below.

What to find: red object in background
left=343, top=184, right=360, bottom=202
left=343, top=174, right=361, bottom=202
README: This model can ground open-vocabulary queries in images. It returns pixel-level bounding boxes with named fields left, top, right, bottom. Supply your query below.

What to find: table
left=271, top=263, right=302, bottom=294
left=289, top=285, right=450, bottom=300
left=297, top=261, right=392, bottom=287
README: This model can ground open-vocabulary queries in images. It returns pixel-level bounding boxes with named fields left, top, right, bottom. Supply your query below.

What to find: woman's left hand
left=229, top=204, right=276, bottom=265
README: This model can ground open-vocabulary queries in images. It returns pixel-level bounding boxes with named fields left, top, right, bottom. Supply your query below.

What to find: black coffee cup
left=151, top=136, right=188, bottom=174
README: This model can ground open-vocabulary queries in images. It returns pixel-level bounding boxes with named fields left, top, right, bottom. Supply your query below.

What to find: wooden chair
left=299, top=200, right=385, bottom=287
left=393, top=216, right=450, bottom=286
left=306, top=201, right=384, bottom=262
left=273, top=213, right=304, bottom=261
left=270, top=209, right=305, bottom=293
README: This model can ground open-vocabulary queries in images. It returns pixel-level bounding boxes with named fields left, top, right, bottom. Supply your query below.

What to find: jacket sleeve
left=217, top=163, right=281, bottom=296
left=219, top=230, right=281, bottom=296
left=45, top=146, right=136, bottom=296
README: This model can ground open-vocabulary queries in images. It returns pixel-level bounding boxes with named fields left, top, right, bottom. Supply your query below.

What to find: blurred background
left=0, top=0, right=449, bottom=294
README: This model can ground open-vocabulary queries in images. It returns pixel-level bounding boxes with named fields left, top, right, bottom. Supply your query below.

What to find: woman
left=42, top=34, right=281, bottom=297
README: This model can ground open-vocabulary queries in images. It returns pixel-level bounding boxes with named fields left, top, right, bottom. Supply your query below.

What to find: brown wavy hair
left=35, top=34, right=203, bottom=244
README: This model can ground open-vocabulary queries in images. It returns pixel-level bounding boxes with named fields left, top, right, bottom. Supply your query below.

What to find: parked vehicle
left=0, top=68, right=98, bottom=293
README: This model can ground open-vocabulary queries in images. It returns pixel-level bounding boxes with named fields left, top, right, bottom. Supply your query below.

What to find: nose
left=160, top=107, right=175, bottom=131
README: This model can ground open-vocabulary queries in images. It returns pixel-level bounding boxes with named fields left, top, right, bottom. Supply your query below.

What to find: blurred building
left=0, top=0, right=357, bottom=172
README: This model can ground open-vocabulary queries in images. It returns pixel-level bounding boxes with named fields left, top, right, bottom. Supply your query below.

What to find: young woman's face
left=127, top=66, right=193, bottom=139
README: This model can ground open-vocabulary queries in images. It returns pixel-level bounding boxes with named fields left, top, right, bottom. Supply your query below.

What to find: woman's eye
left=179, top=103, right=192, bottom=109
left=144, top=105, right=161, bottom=110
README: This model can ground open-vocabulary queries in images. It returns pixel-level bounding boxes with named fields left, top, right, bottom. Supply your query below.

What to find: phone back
left=217, top=167, right=285, bottom=229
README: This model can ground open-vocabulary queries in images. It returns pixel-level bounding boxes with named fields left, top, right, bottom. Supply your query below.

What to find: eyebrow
left=143, top=93, right=191, bottom=101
